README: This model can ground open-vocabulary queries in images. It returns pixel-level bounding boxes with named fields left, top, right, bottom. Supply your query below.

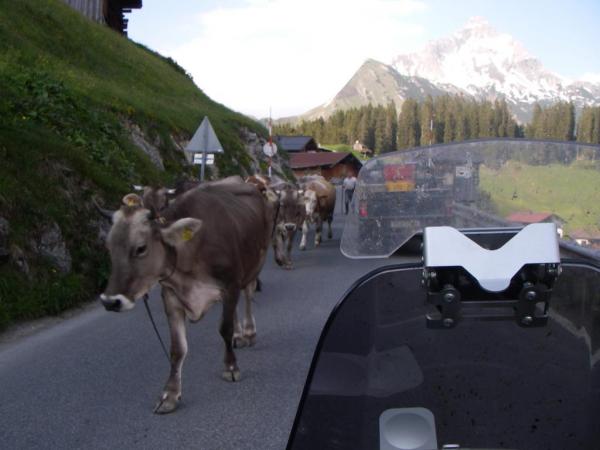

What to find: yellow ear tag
left=127, top=198, right=137, bottom=206
left=182, top=227, right=194, bottom=242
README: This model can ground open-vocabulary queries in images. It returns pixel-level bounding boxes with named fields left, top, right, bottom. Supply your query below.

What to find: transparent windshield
left=341, top=139, right=600, bottom=258
left=288, top=262, right=600, bottom=450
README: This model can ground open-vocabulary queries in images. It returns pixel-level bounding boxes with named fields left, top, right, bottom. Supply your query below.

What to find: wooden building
left=275, top=135, right=322, bottom=153
left=569, top=229, right=600, bottom=248
left=289, top=152, right=362, bottom=181
left=352, top=140, right=373, bottom=157
left=63, top=0, right=142, bottom=35
left=506, top=212, right=565, bottom=238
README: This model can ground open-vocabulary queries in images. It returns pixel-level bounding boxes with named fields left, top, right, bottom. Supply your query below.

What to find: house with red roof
left=289, top=151, right=362, bottom=181
left=276, top=135, right=363, bottom=181
left=569, top=229, right=600, bottom=248
left=505, top=212, right=565, bottom=237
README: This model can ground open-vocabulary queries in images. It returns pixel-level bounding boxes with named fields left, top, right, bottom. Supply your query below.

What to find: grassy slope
left=480, top=161, right=600, bottom=235
left=0, top=0, right=265, bottom=329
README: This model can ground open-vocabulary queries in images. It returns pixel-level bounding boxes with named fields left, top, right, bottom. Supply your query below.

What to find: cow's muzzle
left=284, top=223, right=296, bottom=232
left=100, top=293, right=134, bottom=312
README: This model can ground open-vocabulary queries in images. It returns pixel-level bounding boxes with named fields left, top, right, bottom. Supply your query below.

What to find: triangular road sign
left=185, top=116, right=224, bottom=154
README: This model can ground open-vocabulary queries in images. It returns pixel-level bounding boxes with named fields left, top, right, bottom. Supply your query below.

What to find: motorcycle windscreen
left=341, top=139, right=600, bottom=259
left=288, top=263, right=600, bottom=450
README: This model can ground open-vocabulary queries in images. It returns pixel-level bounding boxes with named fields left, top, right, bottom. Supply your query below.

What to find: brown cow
left=271, top=183, right=306, bottom=269
left=246, top=175, right=306, bottom=269
left=99, top=181, right=272, bottom=414
left=299, top=175, right=336, bottom=250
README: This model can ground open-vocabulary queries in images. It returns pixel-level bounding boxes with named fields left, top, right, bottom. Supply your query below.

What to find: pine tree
left=419, top=95, right=435, bottom=146
left=373, top=106, right=387, bottom=154
left=384, top=102, right=398, bottom=151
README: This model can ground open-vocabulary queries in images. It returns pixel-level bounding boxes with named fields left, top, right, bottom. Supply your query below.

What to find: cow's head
left=132, top=185, right=176, bottom=218
left=302, top=188, right=320, bottom=219
left=270, top=186, right=304, bottom=267
left=100, top=193, right=202, bottom=312
left=277, top=186, right=305, bottom=233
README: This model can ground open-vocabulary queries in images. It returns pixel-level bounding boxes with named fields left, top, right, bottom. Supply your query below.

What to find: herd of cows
left=96, top=174, right=337, bottom=413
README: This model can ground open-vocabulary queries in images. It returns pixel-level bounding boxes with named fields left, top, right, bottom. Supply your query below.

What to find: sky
left=128, top=0, right=600, bottom=119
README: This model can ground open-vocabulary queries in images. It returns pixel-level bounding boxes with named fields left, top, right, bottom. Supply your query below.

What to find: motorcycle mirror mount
left=422, top=223, right=561, bottom=329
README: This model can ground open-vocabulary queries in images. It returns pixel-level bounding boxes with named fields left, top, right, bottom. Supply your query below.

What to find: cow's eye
left=135, top=245, right=147, bottom=257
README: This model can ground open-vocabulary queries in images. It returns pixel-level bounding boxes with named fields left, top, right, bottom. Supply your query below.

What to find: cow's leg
left=327, top=215, right=333, bottom=239
left=272, top=229, right=286, bottom=267
left=285, top=230, right=296, bottom=269
left=155, top=288, right=187, bottom=414
left=314, top=217, right=323, bottom=247
left=232, top=308, right=246, bottom=348
left=299, top=220, right=309, bottom=250
left=242, top=280, right=257, bottom=346
left=220, top=287, right=241, bottom=382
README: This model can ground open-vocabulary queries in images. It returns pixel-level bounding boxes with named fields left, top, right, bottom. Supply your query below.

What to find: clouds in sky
left=169, top=0, right=427, bottom=117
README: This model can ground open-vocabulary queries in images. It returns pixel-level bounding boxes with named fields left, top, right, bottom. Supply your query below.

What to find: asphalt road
left=0, top=203, right=403, bottom=449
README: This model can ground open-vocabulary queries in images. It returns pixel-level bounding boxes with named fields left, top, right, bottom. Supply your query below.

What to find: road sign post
left=263, top=142, right=277, bottom=177
left=185, top=117, right=224, bottom=182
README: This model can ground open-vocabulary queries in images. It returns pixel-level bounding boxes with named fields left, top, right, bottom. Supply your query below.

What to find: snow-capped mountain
left=286, top=17, right=599, bottom=123
left=391, top=16, right=599, bottom=121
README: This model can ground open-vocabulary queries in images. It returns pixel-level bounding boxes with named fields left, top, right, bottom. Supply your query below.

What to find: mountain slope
left=296, top=59, right=457, bottom=121
left=0, top=0, right=266, bottom=329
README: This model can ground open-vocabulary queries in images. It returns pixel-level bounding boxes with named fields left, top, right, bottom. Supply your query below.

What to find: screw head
left=443, top=292, right=455, bottom=303
left=521, top=316, right=533, bottom=326
left=443, top=318, right=454, bottom=328
left=525, top=290, right=537, bottom=301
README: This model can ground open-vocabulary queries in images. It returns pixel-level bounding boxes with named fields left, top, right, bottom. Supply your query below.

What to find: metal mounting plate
left=423, top=223, right=560, bottom=292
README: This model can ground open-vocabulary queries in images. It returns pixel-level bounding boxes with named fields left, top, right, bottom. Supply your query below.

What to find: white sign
left=263, top=142, right=277, bottom=157
left=193, top=153, right=214, bottom=165
left=186, top=117, right=224, bottom=154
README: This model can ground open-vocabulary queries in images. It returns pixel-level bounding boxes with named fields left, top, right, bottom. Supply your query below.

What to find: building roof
left=275, top=136, right=318, bottom=152
left=505, top=212, right=555, bottom=224
left=290, top=152, right=362, bottom=170
left=569, top=229, right=600, bottom=240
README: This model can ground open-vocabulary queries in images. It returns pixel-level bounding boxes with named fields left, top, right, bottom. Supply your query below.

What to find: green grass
left=0, top=0, right=267, bottom=329
left=480, top=161, right=600, bottom=235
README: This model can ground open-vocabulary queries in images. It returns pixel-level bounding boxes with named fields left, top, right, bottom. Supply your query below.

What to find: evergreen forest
left=274, top=96, right=600, bottom=154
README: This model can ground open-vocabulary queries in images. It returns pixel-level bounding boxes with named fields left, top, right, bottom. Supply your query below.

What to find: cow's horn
left=166, top=188, right=176, bottom=195
left=132, top=184, right=144, bottom=192
left=92, top=198, right=115, bottom=220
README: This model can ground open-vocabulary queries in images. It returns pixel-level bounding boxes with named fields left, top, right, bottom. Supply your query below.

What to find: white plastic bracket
left=423, top=223, right=560, bottom=292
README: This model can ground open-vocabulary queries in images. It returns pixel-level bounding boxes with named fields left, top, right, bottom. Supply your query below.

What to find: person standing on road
left=342, top=174, right=357, bottom=215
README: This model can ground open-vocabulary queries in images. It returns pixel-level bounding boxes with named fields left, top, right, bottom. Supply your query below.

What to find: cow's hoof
left=154, top=393, right=181, bottom=414
left=233, top=335, right=248, bottom=348
left=299, top=245, right=306, bottom=251
left=222, top=367, right=241, bottom=382
left=244, top=333, right=257, bottom=347
left=284, top=264, right=293, bottom=270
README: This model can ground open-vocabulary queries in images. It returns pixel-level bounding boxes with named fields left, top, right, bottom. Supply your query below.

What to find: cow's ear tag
left=123, top=193, right=142, bottom=207
left=182, top=227, right=194, bottom=242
